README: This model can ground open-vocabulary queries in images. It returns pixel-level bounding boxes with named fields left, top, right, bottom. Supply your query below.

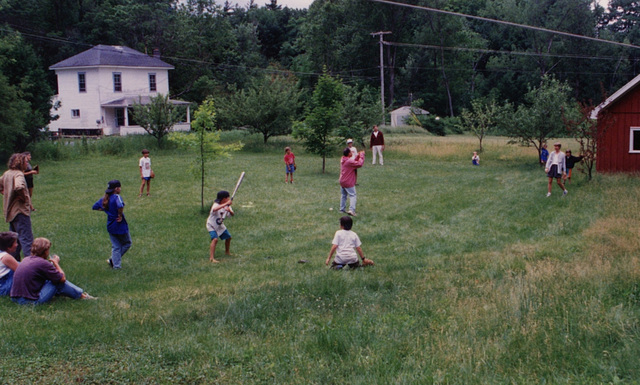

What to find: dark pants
left=9, top=213, right=33, bottom=261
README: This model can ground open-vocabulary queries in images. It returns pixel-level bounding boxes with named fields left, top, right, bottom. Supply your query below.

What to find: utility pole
left=371, top=31, right=391, bottom=125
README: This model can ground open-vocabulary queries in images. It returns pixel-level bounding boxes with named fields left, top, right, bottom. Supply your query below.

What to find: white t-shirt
left=139, top=157, right=151, bottom=178
left=332, top=229, right=362, bottom=264
left=349, top=146, right=358, bottom=158
left=206, top=202, right=230, bottom=234
left=0, top=252, right=11, bottom=279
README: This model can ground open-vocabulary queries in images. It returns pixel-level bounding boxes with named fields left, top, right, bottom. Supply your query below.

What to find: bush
left=416, top=115, right=446, bottom=136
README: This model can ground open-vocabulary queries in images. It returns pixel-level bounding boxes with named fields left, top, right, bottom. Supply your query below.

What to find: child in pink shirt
left=284, top=147, right=296, bottom=183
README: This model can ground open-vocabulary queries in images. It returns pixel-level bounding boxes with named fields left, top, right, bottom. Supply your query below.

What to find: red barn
left=592, top=74, right=640, bottom=173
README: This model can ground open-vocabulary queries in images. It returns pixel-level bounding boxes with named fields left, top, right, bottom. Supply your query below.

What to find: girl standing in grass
left=92, top=180, right=131, bottom=269
left=472, top=151, right=480, bottom=166
left=545, top=142, right=568, bottom=197
left=284, top=147, right=296, bottom=183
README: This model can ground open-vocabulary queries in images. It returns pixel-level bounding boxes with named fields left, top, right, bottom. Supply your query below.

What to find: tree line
left=1, top=0, right=639, bottom=159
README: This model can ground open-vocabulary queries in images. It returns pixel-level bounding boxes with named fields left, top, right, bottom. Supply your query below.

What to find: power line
left=368, top=0, right=640, bottom=51
left=384, top=41, right=636, bottom=62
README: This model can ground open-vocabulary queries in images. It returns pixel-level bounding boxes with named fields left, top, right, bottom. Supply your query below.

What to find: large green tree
left=217, top=71, right=301, bottom=143
left=507, top=76, right=574, bottom=162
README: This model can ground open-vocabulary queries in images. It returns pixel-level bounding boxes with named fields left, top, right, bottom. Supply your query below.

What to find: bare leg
left=146, top=179, right=151, bottom=196
left=225, top=238, right=232, bottom=255
left=209, top=239, right=220, bottom=263
left=556, top=178, right=566, bottom=191
left=139, top=179, right=145, bottom=197
left=547, top=177, right=553, bottom=194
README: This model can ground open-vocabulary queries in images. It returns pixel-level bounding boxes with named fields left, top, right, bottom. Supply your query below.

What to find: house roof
left=591, top=72, right=640, bottom=119
left=49, top=45, right=174, bottom=70
left=390, top=106, right=429, bottom=115
left=101, top=96, right=190, bottom=107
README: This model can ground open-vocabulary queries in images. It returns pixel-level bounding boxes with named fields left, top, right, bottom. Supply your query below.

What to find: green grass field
left=1, top=132, right=639, bottom=384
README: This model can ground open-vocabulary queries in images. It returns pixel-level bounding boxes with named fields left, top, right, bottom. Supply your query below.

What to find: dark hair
left=142, top=149, right=149, bottom=154
left=0, top=231, right=18, bottom=251
left=340, top=216, right=353, bottom=230
left=343, top=148, right=351, bottom=157
left=215, top=190, right=230, bottom=203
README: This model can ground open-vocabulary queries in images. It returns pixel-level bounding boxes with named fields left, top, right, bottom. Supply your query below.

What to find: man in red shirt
left=370, top=125, right=385, bottom=165
left=339, top=148, right=365, bottom=216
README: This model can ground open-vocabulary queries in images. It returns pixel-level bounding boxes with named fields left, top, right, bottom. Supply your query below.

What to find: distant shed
left=390, top=106, right=429, bottom=127
left=592, top=73, right=640, bottom=173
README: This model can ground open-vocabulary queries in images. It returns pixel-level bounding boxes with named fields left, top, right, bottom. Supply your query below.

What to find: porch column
left=124, top=106, right=129, bottom=127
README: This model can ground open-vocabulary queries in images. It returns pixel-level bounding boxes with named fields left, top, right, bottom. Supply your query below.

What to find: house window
left=71, top=109, right=80, bottom=118
left=149, top=73, right=156, bottom=92
left=630, top=128, right=640, bottom=153
left=78, top=73, right=86, bottom=93
left=113, top=72, right=122, bottom=92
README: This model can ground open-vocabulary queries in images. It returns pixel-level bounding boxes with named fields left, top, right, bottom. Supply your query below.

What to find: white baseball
left=329, top=207, right=334, bottom=211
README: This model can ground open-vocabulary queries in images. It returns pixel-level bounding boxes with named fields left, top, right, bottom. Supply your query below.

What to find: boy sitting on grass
left=325, top=216, right=374, bottom=270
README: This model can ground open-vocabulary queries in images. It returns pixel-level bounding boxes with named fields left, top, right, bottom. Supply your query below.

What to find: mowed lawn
left=1, top=133, right=640, bottom=384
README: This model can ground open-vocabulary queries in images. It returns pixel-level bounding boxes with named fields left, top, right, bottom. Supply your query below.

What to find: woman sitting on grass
left=10, top=237, right=96, bottom=304
left=0, top=231, right=20, bottom=296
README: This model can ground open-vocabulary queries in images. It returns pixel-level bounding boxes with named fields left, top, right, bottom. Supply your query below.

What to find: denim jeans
left=0, top=270, right=13, bottom=296
left=340, top=186, right=357, bottom=213
left=109, top=232, right=132, bottom=269
left=9, top=213, right=33, bottom=261
left=12, top=279, right=83, bottom=305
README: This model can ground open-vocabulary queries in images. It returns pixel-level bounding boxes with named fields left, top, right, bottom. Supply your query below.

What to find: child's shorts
left=286, top=164, right=295, bottom=174
left=472, top=160, right=479, bottom=166
left=331, top=261, right=361, bottom=270
left=209, top=229, right=231, bottom=240
left=142, top=177, right=151, bottom=181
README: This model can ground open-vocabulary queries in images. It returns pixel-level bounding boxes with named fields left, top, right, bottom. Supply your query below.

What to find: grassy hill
left=1, top=132, right=639, bottom=384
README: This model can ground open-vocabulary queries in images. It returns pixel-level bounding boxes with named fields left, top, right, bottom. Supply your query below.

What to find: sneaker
left=546, top=192, right=551, bottom=197
left=82, top=293, right=98, bottom=300
left=339, top=209, right=346, bottom=213
left=107, top=258, right=113, bottom=268
left=347, top=210, right=357, bottom=217
left=563, top=190, right=568, bottom=196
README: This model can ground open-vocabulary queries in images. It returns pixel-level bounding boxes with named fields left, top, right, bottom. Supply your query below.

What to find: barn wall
left=597, top=85, right=640, bottom=173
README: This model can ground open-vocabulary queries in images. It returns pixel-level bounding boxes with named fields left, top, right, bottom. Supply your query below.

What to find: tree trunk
left=322, top=154, right=326, bottom=174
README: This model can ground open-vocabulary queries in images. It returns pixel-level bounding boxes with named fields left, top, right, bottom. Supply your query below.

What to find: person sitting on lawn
left=0, top=231, right=20, bottom=296
left=10, top=237, right=96, bottom=304
left=325, top=216, right=373, bottom=270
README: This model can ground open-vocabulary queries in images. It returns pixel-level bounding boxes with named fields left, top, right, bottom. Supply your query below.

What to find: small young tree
left=562, top=100, right=615, bottom=181
left=507, top=76, right=574, bottom=163
left=458, top=98, right=501, bottom=152
left=293, top=71, right=344, bottom=173
left=168, top=98, right=242, bottom=210
left=132, top=94, right=185, bottom=146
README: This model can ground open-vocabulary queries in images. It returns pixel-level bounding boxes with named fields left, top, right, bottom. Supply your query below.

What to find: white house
left=49, top=45, right=190, bottom=137
left=390, top=106, right=429, bottom=127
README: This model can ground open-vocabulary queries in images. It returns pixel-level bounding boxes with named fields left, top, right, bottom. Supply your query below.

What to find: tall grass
left=1, top=133, right=639, bottom=384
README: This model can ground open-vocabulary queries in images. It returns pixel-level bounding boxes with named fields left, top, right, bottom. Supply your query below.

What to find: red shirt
left=339, top=152, right=365, bottom=188
left=284, top=153, right=295, bottom=165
